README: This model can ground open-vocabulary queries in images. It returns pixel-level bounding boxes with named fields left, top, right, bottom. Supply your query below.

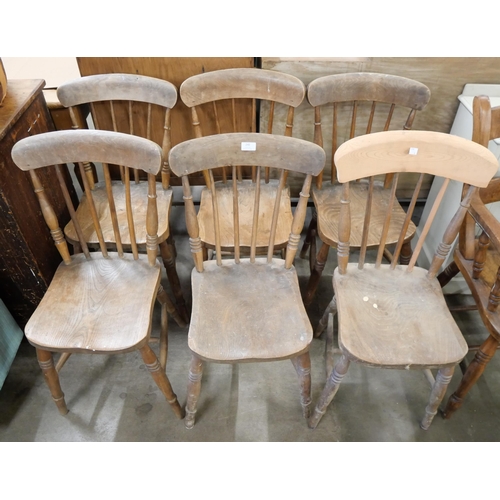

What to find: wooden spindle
left=182, top=176, right=203, bottom=272
left=124, top=165, right=139, bottom=260
left=265, top=101, right=275, bottom=183
left=488, top=268, right=500, bottom=312
left=314, top=106, right=324, bottom=189
left=232, top=166, right=240, bottom=263
left=109, top=101, right=126, bottom=184
left=54, top=164, right=90, bottom=259
left=427, top=185, right=477, bottom=279
left=358, top=177, right=375, bottom=269
left=209, top=169, right=222, bottom=266
left=29, top=169, right=71, bottom=264
left=473, top=230, right=490, bottom=279
left=128, top=101, right=140, bottom=184
left=408, top=178, right=450, bottom=272
left=391, top=173, right=424, bottom=268
left=77, top=160, right=108, bottom=257
left=375, top=173, right=399, bottom=268
left=282, top=106, right=295, bottom=184
left=146, top=173, right=159, bottom=266
left=331, top=103, right=338, bottom=185
left=102, top=162, right=124, bottom=257
left=337, top=182, right=351, bottom=275
left=285, top=174, right=312, bottom=269
left=161, top=108, right=171, bottom=190
left=250, top=166, right=262, bottom=263
left=366, top=101, right=376, bottom=134
left=267, top=169, right=286, bottom=263
left=191, top=106, right=211, bottom=188
left=350, top=101, right=358, bottom=140
left=382, top=104, right=397, bottom=187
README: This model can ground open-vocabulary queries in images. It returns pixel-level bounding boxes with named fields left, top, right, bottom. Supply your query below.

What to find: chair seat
left=188, top=258, right=312, bottom=362
left=313, top=181, right=416, bottom=248
left=454, top=244, right=500, bottom=340
left=64, top=181, right=173, bottom=245
left=198, top=180, right=293, bottom=251
left=334, top=263, right=468, bottom=368
left=25, top=252, right=161, bottom=353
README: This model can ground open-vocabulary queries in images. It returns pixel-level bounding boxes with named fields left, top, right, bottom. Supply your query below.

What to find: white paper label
left=241, top=142, right=257, bottom=151
left=409, top=147, right=418, bottom=155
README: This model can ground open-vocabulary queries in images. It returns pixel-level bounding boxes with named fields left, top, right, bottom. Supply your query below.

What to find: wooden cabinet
left=0, top=79, right=77, bottom=328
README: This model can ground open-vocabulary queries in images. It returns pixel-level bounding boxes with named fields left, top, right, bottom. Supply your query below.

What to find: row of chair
left=9, top=67, right=500, bottom=433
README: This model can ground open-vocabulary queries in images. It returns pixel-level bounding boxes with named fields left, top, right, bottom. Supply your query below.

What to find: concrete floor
left=1, top=205, right=500, bottom=442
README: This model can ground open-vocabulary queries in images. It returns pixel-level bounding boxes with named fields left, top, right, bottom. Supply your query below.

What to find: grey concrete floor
left=1, top=205, right=500, bottom=442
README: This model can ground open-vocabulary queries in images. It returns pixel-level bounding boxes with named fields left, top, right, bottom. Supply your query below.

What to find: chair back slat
left=11, top=129, right=163, bottom=266
left=366, top=102, right=376, bottom=134
left=181, top=175, right=204, bottom=272
left=334, top=130, right=498, bottom=277
left=169, top=133, right=326, bottom=271
left=123, top=166, right=139, bottom=259
left=146, top=173, right=159, bottom=266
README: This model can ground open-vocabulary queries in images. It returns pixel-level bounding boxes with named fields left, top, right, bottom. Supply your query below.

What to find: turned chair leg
left=437, top=261, right=460, bottom=288
left=159, top=240, right=189, bottom=324
left=185, top=354, right=204, bottom=429
left=400, top=240, right=413, bottom=265
left=420, top=365, right=454, bottom=430
left=315, top=296, right=337, bottom=338
left=443, top=335, right=499, bottom=419
left=308, top=353, right=350, bottom=429
left=140, top=344, right=184, bottom=420
left=36, top=348, right=69, bottom=415
left=291, top=352, right=312, bottom=419
left=300, top=209, right=317, bottom=262
left=303, top=242, right=330, bottom=306
left=157, top=284, right=186, bottom=330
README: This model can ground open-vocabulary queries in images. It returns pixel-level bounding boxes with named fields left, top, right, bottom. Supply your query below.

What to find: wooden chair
left=179, top=67, right=306, bottom=257
left=439, top=95, right=500, bottom=419
left=301, top=73, right=431, bottom=306
left=307, top=130, right=498, bottom=431
left=169, top=132, right=326, bottom=428
left=57, top=73, right=188, bottom=325
left=10, top=129, right=184, bottom=420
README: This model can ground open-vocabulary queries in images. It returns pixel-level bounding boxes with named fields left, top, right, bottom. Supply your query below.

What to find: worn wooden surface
left=335, top=264, right=468, bottom=368
left=0, top=80, right=76, bottom=327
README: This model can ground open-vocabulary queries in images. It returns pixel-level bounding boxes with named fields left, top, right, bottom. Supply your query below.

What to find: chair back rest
left=333, top=130, right=498, bottom=277
left=11, top=129, right=163, bottom=266
left=179, top=68, right=306, bottom=185
left=169, top=132, right=325, bottom=270
left=307, top=72, right=431, bottom=188
left=57, top=73, right=177, bottom=189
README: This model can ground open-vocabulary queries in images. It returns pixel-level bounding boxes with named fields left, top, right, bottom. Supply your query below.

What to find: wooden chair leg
left=400, top=240, right=413, bottom=265
left=420, top=365, right=454, bottom=430
left=308, top=353, right=350, bottom=429
left=299, top=209, right=317, bottom=261
left=437, top=261, right=460, bottom=288
left=157, top=284, right=186, bottom=329
left=36, top=348, right=69, bottom=415
left=315, top=296, right=337, bottom=338
left=185, top=354, right=204, bottom=429
left=140, top=344, right=184, bottom=420
left=159, top=240, right=189, bottom=324
left=158, top=297, right=168, bottom=371
left=291, top=352, right=312, bottom=419
left=303, top=241, right=330, bottom=306
left=443, top=335, right=499, bottom=419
